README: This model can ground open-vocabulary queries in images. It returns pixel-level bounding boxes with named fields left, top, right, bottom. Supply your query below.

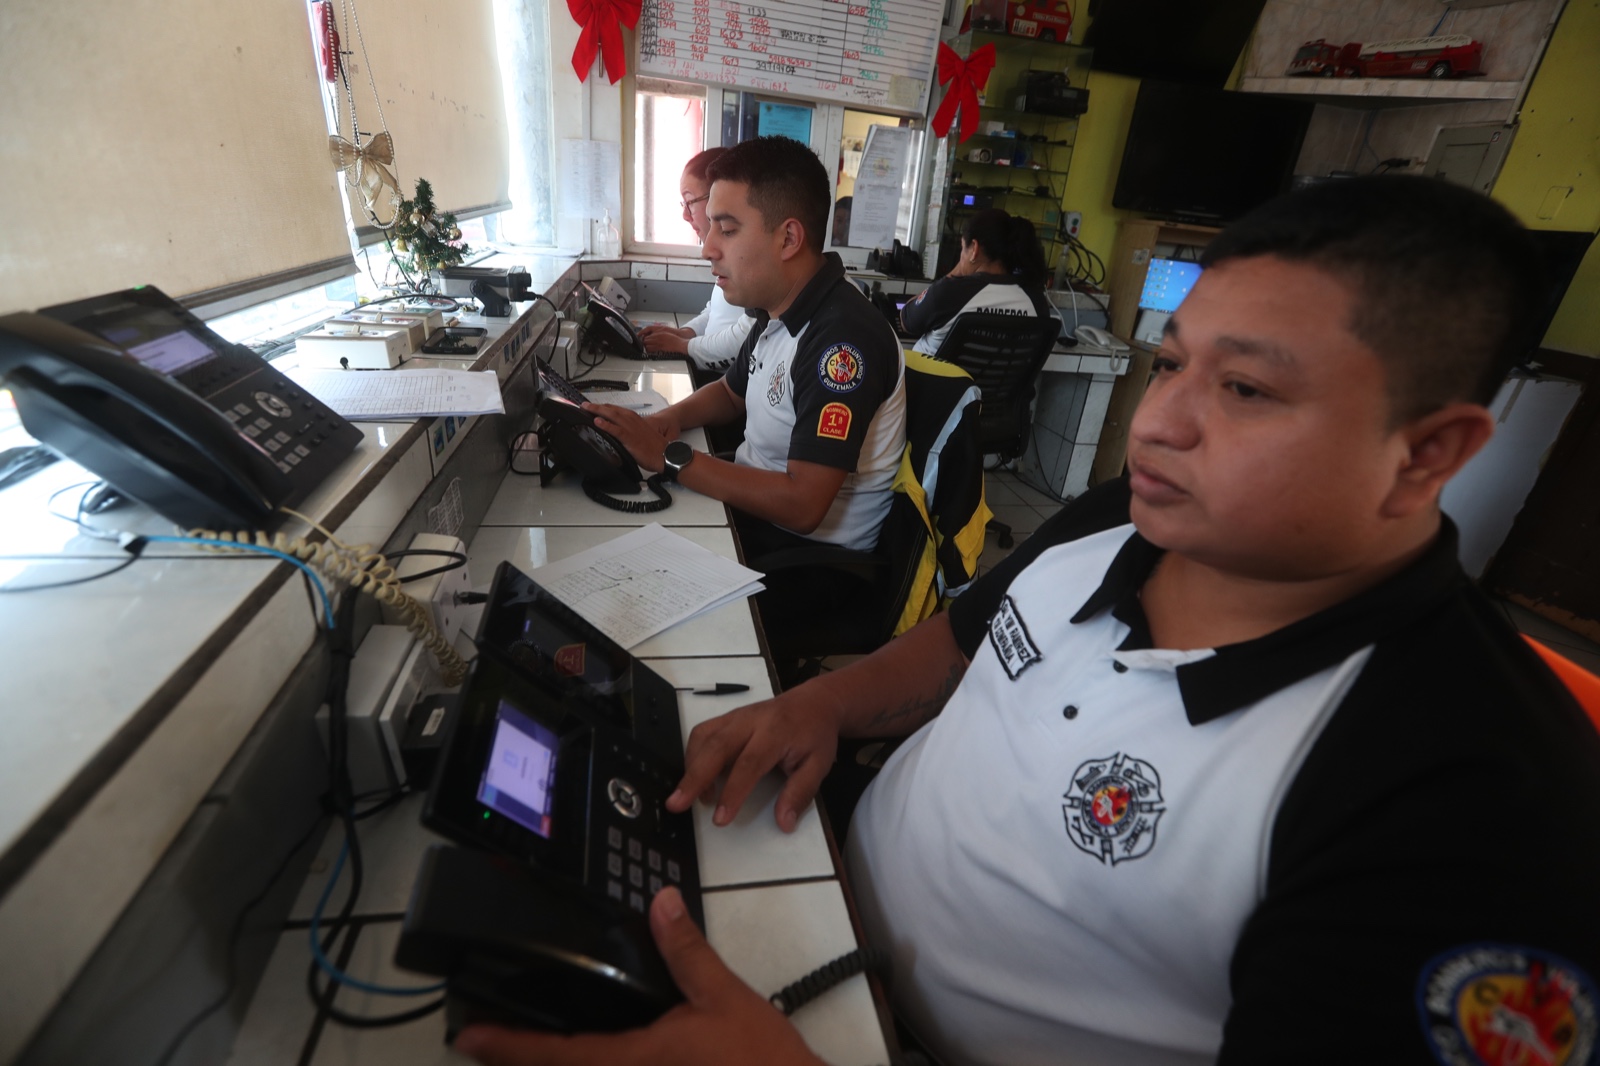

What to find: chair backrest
left=929, top=312, right=1060, bottom=461
left=881, top=352, right=992, bottom=637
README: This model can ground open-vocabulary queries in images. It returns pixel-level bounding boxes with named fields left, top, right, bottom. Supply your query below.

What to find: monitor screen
left=1084, top=0, right=1269, bottom=86
left=477, top=699, right=560, bottom=839
left=1139, top=259, right=1203, bottom=313
left=1113, top=80, right=1314, bottom=225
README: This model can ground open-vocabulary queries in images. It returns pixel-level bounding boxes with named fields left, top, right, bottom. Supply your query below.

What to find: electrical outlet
left=1064, top=211, right=1082, bottom=239
left=387, top=533, right=471, bottom=646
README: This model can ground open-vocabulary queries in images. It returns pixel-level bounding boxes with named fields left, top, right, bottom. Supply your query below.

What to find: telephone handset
left=581, top=287, right=646, bottom=359
left=0, top=287, right=361, bottom=530
left=398, top=651, right=701, bottom=1034
left=534, top=359, right=672, bottom=513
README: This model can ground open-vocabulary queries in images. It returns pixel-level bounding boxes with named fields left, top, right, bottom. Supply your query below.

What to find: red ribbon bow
left=932, top=42, right=996, bottom=143
left=569, top=0, right=641, bottom=84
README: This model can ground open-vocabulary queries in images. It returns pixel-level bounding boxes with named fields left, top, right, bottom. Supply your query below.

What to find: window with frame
left=633, top=79, right=708, bottom=248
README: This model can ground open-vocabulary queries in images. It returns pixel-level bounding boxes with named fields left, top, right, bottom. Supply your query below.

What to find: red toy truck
left=1007, top=0, right=1073, bottom=42
left=1286, top=35, right=1483, bottom=78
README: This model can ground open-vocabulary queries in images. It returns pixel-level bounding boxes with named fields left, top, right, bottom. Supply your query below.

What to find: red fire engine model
left=1286, top=35, right=1484, bottom=79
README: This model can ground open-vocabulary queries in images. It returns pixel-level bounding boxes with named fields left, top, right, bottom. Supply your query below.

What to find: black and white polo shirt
left=901, top=274, right=1055, bottom=355
left=725, top=253, right=905, bottom=552
left=847, top=479, right=1600, bottom=1066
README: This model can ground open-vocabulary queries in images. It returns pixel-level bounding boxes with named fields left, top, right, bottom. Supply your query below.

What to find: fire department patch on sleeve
left=988, top=594, right=1042, bottom=679
left=817, top=402, right=852, bottom=440
left=818, top=343, right=864, bottom=393
left=1417, top=944, right=1597, bottom=1066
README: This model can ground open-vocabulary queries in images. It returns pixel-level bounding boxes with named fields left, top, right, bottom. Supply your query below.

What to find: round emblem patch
left=818, top=343, right=863, bottom=393
left=1418, top=945, right=1598, bottom=1066
left=1061, top=753, right=1165, bottom=865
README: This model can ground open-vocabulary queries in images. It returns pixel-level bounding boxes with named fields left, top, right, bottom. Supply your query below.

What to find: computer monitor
left=1134, top=258, right=1203, bottom=345
left=1139, top=258, right=1203, bottom=313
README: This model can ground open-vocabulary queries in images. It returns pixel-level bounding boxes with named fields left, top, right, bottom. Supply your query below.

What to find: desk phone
left=399, top=649, right=700, bottom=1034
left=0, top=286, right=361, bottom=529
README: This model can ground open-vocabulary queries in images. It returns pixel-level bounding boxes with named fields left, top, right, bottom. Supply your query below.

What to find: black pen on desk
left=674, top=683, right=751, bottom=696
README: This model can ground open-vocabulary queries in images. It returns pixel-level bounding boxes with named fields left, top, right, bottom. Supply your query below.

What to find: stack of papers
left=526, top=524, right=764, bottom=649
left=286, top=367, right=505, bottom=420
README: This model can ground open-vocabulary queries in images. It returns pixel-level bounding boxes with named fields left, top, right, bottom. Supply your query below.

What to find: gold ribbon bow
left=328, top=130, right=401, bottom=227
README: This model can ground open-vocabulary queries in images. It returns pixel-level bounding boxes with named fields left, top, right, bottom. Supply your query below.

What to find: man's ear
left=776, top=218, right=808, bottom=262
left=1381, top=402, right=1496, bottom=518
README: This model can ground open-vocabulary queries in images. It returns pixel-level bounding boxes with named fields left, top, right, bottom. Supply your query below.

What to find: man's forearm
left=810, top=613, right=968, bottom=738
left=676, top=455, right=845, bottom=533
left=669, top=378, right=744, bottom=432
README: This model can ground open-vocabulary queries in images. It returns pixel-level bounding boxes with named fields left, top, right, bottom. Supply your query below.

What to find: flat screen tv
left=1112, top=80, right=1314, bottom=226
left=1084, top=0, right=1269, bottom=86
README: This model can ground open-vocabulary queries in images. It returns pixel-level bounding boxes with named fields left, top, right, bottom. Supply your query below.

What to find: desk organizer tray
left=421, top=326, right=488, bottom=355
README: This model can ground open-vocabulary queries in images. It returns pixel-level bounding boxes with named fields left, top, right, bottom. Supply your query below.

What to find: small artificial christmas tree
left=390, top=178, right=469, bottom=280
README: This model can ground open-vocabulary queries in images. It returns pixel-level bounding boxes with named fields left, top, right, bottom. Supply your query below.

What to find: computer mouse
left=81, top=483, right=130, bottom=514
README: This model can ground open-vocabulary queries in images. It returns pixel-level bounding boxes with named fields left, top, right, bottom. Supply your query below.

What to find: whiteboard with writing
left=637, top=0, right=944, bottom=115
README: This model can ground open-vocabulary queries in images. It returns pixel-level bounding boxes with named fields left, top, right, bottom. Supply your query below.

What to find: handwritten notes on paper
left=286, top=368, right=504, bottom=420
left=527, top=524, right=763, bottom=649
left=637, top=0, right=943, bottom=114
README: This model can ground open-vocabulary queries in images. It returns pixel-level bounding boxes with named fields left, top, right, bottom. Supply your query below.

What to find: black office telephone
left=0, top=286, right=361, bottom=530
left=397, top=649, right=700, bottom=1035
left=533, top=358, right=672, bottom=513
left=581, top=285, right=646, bottom=359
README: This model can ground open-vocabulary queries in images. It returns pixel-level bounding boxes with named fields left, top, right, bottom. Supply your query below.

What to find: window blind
left=344, top=0, right=513, bottom=243
left=0, top=1, right=357, bottom=315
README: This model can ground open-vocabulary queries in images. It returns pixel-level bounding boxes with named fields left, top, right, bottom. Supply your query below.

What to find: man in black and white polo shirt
left=456, top=180, right=1600, bottom=1066
left=589, top=136, right=906, bottom=556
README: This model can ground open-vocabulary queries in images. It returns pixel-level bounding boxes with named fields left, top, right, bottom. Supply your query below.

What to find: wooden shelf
left=1239, top=75, right=1522, bottom=107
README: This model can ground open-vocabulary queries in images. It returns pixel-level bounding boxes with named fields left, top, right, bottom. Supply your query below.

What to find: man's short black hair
left=1203, top=175, right=1546, bottom=423
left=706, top=136, right=830, bottom=253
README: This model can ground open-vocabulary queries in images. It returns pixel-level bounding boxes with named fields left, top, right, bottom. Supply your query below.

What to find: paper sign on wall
left=559, top=139, right=622, bottom=220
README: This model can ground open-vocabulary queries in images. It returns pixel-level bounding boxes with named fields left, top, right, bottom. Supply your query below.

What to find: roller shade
left=0, top=1, right=356, bottom=315
left=343, top=0, right=512, bottom=242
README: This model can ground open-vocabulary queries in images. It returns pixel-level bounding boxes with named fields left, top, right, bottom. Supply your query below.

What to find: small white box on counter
left=295, top=325, right=409, bottom=369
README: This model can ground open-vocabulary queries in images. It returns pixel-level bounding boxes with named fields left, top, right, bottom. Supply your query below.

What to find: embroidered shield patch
left=1418, top=944, right=1598, bottom=1066
left=817, top=402, right=851, bottom=440
left=767, top=361, right=787, bottom=406
left=1062, top=753, right=1166, bottom=865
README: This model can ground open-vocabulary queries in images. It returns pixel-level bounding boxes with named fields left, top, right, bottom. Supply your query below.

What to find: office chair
left=746, top=352, right=991, bottom=687
left=929, top=312, right=1060, bottom=548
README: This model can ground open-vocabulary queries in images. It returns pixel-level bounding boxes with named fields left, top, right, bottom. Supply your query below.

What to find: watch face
left=664, top=440, right=692, bottom=473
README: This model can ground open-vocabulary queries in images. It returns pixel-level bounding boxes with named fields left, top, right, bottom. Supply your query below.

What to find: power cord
left=303, top=591, right=446, bottom=1031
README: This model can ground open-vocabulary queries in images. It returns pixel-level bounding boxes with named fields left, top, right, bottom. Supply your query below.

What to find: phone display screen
left=93, top=308, right=219, bottom=376
left=477, top=700, right=560, bottom=839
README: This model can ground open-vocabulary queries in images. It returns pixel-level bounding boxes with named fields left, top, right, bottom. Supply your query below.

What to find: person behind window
left=831, top=195, right=853, bottom=246
left=903, top=208, right=1056, bottom=355
left=635, top=147, right=755, bottom=375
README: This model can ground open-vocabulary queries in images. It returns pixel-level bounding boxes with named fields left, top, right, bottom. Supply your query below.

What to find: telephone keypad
left=607, top=852, right=623, bottom=878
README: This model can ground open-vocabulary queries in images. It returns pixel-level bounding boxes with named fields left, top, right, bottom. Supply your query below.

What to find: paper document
left=527, top=524, right=764, bottom=649
left=287, top=367, right=505, bottom=421
left=586, top=387, right=669, bottom=415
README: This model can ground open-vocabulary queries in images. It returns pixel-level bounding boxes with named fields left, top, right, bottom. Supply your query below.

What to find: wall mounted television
left=1112, top=80, right=1315, bottom=226
left=1083, top=0, right=1270, bottom=86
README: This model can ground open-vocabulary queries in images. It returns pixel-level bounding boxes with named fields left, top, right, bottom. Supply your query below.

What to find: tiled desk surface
left=230, top=412, right=888, bottom=1065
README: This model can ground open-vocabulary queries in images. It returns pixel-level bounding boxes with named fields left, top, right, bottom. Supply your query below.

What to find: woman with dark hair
left=636, top=146, right=754, bottom=374
left=902, top=208, right=1056, bottom=355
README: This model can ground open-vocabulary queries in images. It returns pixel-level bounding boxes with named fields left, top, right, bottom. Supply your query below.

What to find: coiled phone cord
left=581, top=473, right=673, bottom=514
left=186, top=506, right=470, bottom=684
left=769, top=945, right=890, bottom=1016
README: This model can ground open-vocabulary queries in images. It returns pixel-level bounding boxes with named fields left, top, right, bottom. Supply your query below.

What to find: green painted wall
left=1492, top=0, right=1600, bottom=356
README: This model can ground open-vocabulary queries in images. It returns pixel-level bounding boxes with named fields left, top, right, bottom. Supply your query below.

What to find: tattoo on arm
left=863, top=659, right=966, bottom=733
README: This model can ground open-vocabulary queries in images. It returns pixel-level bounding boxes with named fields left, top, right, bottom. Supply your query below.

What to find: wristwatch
left=661, top=439, right=694, bottom=482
